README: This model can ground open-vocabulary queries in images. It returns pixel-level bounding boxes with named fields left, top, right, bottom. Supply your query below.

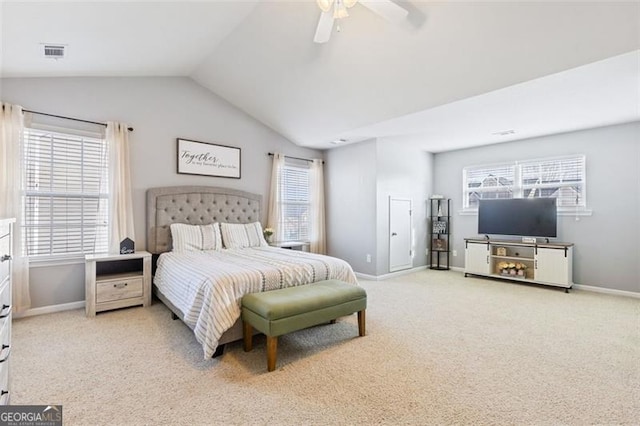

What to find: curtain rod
left=23, top=109, right=134, bottom=132
left=268, top=152, right=324, bottom=164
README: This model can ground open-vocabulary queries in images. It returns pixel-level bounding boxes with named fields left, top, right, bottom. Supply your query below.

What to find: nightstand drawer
left=96, top=277, right=143, bottom=303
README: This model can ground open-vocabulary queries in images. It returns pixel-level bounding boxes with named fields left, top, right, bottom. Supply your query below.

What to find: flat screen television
left=478, top=198, right=557, bottom=238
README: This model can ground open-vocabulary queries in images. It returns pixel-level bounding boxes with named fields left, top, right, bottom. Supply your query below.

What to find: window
left=462, top=155, right=588, bottom=213
left=22, top=127, right=109, bottom=259
left=463, top=163, right=515, bottom=209
left=279, top=161, right=310, bottom=242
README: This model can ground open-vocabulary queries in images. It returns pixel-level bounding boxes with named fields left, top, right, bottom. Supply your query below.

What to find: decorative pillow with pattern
left=220, top=222, right=268, bottom=249
left=170, top=223, right=222, bottom=252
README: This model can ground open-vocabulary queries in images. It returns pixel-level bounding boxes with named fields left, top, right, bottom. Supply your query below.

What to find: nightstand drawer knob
left=113, top=283, right=128, bottom=289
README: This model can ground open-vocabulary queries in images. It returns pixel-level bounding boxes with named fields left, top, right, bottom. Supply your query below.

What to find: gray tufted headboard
left=146, top=186, right=263, bottom=254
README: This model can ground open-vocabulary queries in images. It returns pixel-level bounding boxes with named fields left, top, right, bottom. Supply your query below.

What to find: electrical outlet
left=425, top=248, right=429, bottom=256
left=366, top=254, right=371, bottom=263
left=452, top=250, right=458, bottom=257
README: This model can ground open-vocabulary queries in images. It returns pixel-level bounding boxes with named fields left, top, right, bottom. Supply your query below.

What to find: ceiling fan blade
left=359, top=0, right=409, bottom=24
left=314, top=11, right=335, bottom=44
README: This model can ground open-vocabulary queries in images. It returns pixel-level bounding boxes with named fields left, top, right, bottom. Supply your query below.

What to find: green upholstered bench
left=241, top=279, right=367, bottom=372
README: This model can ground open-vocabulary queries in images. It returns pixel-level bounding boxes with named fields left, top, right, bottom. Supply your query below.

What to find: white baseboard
left=359, top=266, right=639, bottom=299
left=355, top=266, right=427, bottom=281
left=13, top=276, right=638, bottom=320
left=14, top=300, right=85, bottom=319
left=572, top=284, right=640, bottom=299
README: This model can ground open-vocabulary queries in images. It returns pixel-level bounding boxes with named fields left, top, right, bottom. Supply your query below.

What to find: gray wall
left=325, top=140, right=378, bottom=275
left=375, top=140, right=433, bottom=275
left=325, top=138, right=434, bottom=276
left=434, top=122, right=640, bottom=292
left=2, top=77, right=637, bottom=309
left=1, top=77, right=322, bottom=308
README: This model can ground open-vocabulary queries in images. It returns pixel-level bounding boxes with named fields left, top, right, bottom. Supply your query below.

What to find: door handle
left=391, top=232, right=397, bottom=236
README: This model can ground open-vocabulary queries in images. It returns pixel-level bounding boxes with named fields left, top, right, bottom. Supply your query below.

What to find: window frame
left=22, top=123, right=109, bottom=263
left=278, top=160, right=311, bottom=243
left=461, top=154, right=591, bottom=216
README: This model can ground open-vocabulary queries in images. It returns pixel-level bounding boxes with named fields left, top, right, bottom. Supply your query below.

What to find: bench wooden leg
left=329, top=319, right=336, bottom=324
left=267, top=335, right=278, bottom=372
left=357, top=310, right=366, bottom=336
left=243, top=321, right=253, bottom=352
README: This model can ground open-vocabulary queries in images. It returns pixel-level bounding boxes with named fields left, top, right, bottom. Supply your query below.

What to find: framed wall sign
left=177, top=138, right=241, bottom=179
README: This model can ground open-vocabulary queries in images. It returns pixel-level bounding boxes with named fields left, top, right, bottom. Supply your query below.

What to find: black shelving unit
left=429, top=198, right=450, bottom=270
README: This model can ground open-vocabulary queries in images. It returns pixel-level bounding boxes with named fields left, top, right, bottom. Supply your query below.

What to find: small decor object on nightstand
left=120, top=237, right=135, bottom=254
left=496, top=247, right=507, bottom=256
left=263, top=227, right=274, bottom=243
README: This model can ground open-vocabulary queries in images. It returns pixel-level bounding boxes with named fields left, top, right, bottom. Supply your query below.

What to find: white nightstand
left=85, top=251, right=152, bottom=316
left=268, top=241, right=310, bottom=251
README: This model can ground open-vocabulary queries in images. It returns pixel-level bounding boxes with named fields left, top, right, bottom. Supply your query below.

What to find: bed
left=146, top=186, right=358, bottom=358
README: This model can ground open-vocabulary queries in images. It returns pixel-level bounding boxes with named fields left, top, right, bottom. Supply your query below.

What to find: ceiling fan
left=314, top=0, right=409, bottom=43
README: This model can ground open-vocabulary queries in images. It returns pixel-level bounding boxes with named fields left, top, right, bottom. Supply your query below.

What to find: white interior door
left=389, top=197, right=412, bottom=272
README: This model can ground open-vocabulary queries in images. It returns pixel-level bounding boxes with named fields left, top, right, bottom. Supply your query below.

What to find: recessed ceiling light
left=492, top=129, right=515, bottom=136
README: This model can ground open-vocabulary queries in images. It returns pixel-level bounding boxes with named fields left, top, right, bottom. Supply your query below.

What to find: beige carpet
left=11, top=270, right=640, bottom=425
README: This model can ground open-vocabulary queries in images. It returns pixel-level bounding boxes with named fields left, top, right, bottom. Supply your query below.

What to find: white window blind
left=23, top=128, right=109, bottom=258
left=279, top=162, right=310, bottom=242
left=463, top=163, right=515, bottom=209
left=462, top=155, right=587, bottom=212
left=519, top=156, right=586, bottom=208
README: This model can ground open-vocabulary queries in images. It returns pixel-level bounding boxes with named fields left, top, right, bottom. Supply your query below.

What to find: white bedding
left=154, top=246, right=358, bottom=358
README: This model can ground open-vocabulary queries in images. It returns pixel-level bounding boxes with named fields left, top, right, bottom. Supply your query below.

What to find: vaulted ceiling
left=2, top=1, right=639, bottom=152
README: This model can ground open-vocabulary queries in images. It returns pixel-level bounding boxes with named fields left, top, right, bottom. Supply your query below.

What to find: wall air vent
left=43, top=45, right=65, bottom=59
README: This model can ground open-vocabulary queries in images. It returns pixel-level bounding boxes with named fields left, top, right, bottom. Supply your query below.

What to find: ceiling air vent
left=492, top=129, right=515, bottom=136
left=43, top=45, right=65, bottom=59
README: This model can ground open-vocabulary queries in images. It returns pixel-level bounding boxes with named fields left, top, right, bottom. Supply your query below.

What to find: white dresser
left=0, top=218, right=14, bottom=405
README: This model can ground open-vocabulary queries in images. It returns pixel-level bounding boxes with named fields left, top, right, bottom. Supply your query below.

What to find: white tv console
left=464, top=238, right=573, bottom=292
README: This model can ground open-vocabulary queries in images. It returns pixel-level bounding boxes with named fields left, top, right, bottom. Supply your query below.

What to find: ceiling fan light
left=333, top=2, right=349, bottom=19
left=344, top=0, right=358, bottom=8
left=317, top=0, right=334, bottom=13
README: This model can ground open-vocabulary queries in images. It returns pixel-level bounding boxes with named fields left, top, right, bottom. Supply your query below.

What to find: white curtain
left=309, top=158, right=326, bottom=254
left=267, top=153, right=285, bottom=242
left=0, top=103, right=30, bottom=312
left=106, top=122, right=135, bottom=254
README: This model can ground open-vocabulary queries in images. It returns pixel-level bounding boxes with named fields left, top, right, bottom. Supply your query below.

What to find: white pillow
left=220, top=222, right=268, bottom=249
left=170, top=223, right=222, bottom=252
